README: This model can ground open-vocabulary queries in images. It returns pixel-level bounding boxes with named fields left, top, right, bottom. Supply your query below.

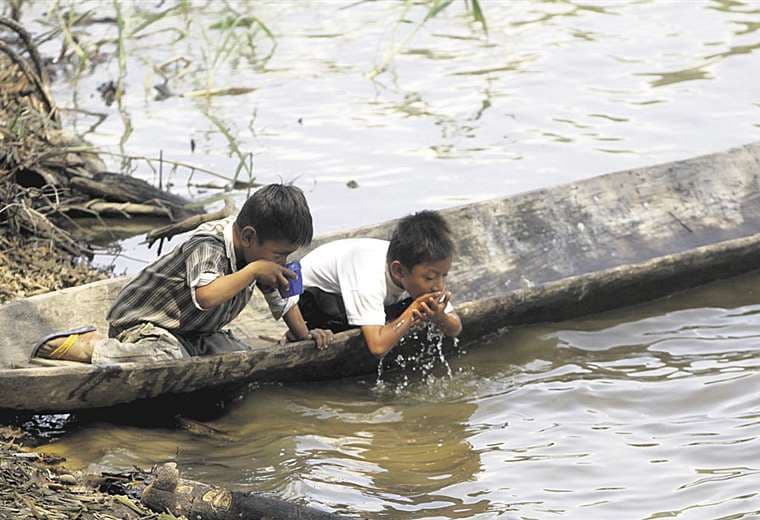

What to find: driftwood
left=174, top=415, right=238, bottom=442
left=141, top=463, right=350, bottom=520
left=62, top=200, right=173, bottom=218
left=69, top=171, right=191, bottom=208
left=146, top=196, right=236, bottom=246
left=69, top=176, right=161, bottom=204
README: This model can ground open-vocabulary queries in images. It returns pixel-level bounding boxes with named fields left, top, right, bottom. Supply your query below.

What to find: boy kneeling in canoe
left=31, top=184, right=333, bottom=364
left=293, top=210, right=462, bottom=358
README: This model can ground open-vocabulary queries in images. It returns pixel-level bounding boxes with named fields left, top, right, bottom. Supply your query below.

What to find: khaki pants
left=91, top=323, right=248, bottom=365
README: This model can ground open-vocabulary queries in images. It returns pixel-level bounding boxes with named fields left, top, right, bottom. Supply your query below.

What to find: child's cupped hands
left=408, top=290, right=451, bottom=324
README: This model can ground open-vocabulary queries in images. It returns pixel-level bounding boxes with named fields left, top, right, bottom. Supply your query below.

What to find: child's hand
left=429, top=290, right=451, bottom=317
left=407, top=291, right=449, bottom=324
left=281, top=328, right=334, bottom=350
left=251, top=260, right=296, bottom=293
left=308, top=328, right=334, bottom=350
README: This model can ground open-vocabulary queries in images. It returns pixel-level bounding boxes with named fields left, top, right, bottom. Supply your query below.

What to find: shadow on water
left=2, top=382, right=251, bottom=447
left=8, top=323, right=462, bottom=445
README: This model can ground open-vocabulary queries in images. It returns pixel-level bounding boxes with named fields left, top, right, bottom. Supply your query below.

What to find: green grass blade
left=425, top=0, right=456, bottom=21
left=128, top=4, right=183, bottom=38
left=471, top=0, right=488, bottom=34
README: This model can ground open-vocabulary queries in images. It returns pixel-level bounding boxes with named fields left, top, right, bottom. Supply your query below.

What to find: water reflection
left=15, top=0, right=759, bottom=273
left=639, top=66, right=714, bottom=89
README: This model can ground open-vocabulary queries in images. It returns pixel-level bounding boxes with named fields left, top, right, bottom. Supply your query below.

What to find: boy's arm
left=361, top=291, right=462, bottom=358
left=195, top=260, right=293, bottom=310
left=361, top=308, right=417, bottom=359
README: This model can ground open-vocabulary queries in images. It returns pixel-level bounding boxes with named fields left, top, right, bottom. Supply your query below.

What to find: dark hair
left=236, top=184, right=313, bottom=246
left=387, top=210, right=455, bottom=268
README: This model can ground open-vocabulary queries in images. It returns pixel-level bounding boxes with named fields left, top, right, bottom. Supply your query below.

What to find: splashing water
left=426, top=324, right=454, bottom=378
left=375, top=322, right=461, bottom=391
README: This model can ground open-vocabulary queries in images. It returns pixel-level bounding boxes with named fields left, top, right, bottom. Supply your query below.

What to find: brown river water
left=38, top=270, right=760, bottom=518
left=13, top=0, right=760, bottom=517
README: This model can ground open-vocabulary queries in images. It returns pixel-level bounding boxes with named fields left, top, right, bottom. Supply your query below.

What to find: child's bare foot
left=31, top=328, right=102, bottom=363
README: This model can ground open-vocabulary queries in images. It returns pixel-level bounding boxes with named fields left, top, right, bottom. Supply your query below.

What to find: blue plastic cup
left=279, top=261, right=303, bottom=298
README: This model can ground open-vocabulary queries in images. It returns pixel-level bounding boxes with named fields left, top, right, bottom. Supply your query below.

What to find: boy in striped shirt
left=32, top=184, right=333, bottom=364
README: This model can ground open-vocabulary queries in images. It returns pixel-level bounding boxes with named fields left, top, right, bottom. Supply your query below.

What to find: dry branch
left=0, top=16, right=47, bottom=83
left=13, top=203, right=91, bottom=257
left=63, top=200, right=173, bottom=218
left=146, top=196, right=235, bottom=246
left=0, top=40, right=56, bottom=120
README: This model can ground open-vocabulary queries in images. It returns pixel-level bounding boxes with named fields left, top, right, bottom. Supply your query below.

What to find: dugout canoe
left=3, top=142, right=760, bottom=412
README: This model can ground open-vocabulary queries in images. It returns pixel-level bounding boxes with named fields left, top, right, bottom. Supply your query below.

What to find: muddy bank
left=0, top=235, right=110, bottom=304
left=0, top=427, right=156, bottom=519
left=0, top=424, right=350, bottom=520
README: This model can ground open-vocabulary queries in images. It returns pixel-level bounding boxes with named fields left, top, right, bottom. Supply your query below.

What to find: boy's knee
left=91, top=323, right=187, bottom=364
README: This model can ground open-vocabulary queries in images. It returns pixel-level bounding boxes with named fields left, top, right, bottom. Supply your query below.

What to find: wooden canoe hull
left=3, top=142, right=760, bottom=411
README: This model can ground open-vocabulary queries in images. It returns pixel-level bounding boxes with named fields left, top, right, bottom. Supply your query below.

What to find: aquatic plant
left=8, top=0, right=489, bottom=188
left=369, top=0, right=488, bottom=79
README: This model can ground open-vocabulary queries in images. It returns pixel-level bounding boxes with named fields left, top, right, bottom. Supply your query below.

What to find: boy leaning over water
left=286, top=210, right=463, bottom=358
left=31, top=184, right=333, bottom=364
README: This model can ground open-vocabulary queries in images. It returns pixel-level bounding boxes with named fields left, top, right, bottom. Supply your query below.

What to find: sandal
left=30, top=326, right=97, bottom=360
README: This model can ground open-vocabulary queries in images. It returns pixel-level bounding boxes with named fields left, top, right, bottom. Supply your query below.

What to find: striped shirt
left=107, top=217, right=262, bottom=337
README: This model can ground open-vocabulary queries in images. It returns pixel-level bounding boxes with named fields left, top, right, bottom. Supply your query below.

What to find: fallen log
left=69, top=171, right=191, bottom=208
left=141, top=463, right=352, bottom=520
left=69, top=176, right=149, bottom=204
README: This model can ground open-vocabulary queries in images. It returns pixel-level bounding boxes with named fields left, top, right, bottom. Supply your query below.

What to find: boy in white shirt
left=291, top=210, right=462, bottom=358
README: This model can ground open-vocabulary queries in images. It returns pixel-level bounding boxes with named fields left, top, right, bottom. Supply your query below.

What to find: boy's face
left=392, top=257, right=452, bottom=298
left=238, top=225, right=298, bottom=266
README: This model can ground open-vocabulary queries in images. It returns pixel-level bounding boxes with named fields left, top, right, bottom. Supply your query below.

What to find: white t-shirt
left=301, top=239, right=408, bottom=326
